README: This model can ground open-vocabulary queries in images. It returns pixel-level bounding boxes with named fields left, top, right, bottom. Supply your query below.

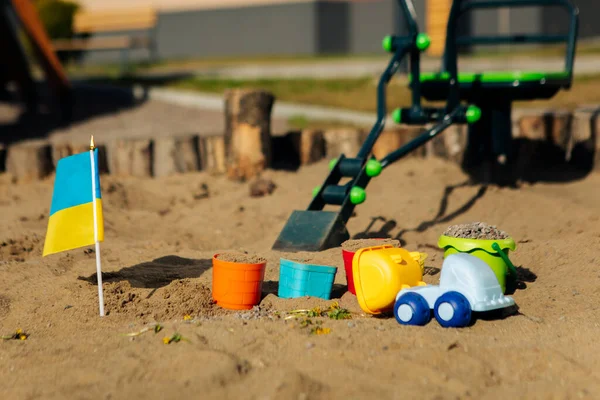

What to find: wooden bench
left=51, top=8, right=158, bottom=71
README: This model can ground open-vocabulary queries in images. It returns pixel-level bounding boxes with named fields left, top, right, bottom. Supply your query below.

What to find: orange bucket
left=212, top=253, right=266, bottom=310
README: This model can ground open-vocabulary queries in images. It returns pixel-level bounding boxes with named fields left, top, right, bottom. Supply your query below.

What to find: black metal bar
left=322, top=185, right=348, bottom=205
left=442, top=0, right=462, bottom=111
left=307, top=0, right=427, bottom=215
left=313, top=0, right=433, bottom=220
left=399, top=0, right=419, bottom=36
left=565, top=8, right=579, bottom=85
left=339, top=167, right=373, bottom=224
left=338, top=158, right=363, bottom=177
left=456, top=34, right=569, bottom=46
left=307, top=155, right=346, bottom=211
left=400, top=0, right=424, bottom=109
left=398, top=106, right=448, bottom=125
left=356, top=46, right=409, bottom=159
left=355, top=0, right=424, bottom=160
left=409, top=47, right=423, bottom=109
left=443, top=0, right=578, bottom=98
left=452, top=0, right=578, bottom=81
left=380, top=108, right=461, bottom=169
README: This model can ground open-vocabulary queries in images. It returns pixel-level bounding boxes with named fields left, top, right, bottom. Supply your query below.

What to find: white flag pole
left=90, top=136, right=105, bottom=317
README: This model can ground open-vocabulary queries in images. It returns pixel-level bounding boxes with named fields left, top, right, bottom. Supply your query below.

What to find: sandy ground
left=1, top=156, right=600, bottom=399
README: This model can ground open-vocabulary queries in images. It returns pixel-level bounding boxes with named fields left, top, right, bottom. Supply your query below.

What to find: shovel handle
left=491, top=242, right=518, bottom=280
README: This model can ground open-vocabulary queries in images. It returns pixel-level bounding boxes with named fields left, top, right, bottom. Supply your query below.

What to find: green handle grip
left=491, top=242, right=518, bottom=282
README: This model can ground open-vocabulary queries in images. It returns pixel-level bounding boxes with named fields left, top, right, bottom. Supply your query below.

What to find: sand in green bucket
left=438, top=223, right=517, bottom=293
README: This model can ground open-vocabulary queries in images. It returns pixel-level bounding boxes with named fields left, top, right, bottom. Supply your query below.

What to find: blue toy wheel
left=393, top=292, right=431, bottom=326
left=434, top=291, right=472, bottom=328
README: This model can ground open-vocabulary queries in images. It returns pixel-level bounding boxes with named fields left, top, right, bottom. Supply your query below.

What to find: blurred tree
left=33, top=0, right=81, bottom=63
left=34, top=0, right=79, bottom=39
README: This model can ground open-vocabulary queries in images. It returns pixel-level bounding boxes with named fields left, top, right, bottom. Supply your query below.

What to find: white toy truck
left=394, top=253, right=516, bottom=328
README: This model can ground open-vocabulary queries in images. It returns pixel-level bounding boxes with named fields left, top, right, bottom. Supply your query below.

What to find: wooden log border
left=1, top=106, right=600, bottom=180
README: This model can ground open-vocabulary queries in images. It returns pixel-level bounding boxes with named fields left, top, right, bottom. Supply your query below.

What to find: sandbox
left=0, top=155, right=599, bottom=399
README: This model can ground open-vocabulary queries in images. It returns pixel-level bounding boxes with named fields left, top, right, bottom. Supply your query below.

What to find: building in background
left=71, top=0, right=597, bottom=63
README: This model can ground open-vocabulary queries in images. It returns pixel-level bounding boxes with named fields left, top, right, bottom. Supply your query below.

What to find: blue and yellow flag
left=43, top=149, right=103, bottom=257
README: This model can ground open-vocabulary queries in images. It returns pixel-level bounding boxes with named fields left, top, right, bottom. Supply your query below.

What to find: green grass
left=286, top=115, right=368, bottom=130
left=84, top=65, right=600, bottom=124
left=61, top=53, right=389, bottom=78
left=160, top=72, right=600, bottom=113
left=171, top=76, right=384, bottom=112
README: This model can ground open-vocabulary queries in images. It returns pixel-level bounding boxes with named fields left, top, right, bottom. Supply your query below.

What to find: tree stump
left=270, top=129, right=326, bottom=169
left=224, top=89, right=275, bottom=181
left=371, top=130, right=403, bottom=160
left=323, top=128, right=366, bottom=159
left=427, top=125, right=467, bottom=163
left=570, top=107, right=599, bottom=170
left=5, top=139, right=53, bottom=181
left=298, top=129, right=326, bottom=165
left=52, top=142, right=78, bottom=168
left=514, top=110, right=572, bottom=155
left=51, top=142, right=109, bottom=173
left=511, top=109, right=573, bottom=179
left=370, top=127, right=428, bottom=161
left=106, top=138, right=153, bottom=177
left=153, top=135, right=200, bottom=177
left=198, top=135, right=226, bottom=174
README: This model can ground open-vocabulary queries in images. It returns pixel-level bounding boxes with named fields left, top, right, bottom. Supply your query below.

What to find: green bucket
left=437, top=235, right=518, bottom=294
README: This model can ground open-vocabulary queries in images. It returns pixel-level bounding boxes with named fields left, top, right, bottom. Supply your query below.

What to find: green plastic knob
left=465, top=105, right=482, bottom=124
left=382, top=35, right=393, bottom=52
left=365, top=159, right=382, bottom=177
left=392, top=108, right=402, bottom=124
left=312, top=186, right=321, bottom=197
left=349, top=187, right=366, bottom=205
left=328, top=158, right=338, bottom=171
left=415, top=33, right=431, bottom=51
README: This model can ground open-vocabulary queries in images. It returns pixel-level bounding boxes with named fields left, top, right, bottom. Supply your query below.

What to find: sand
left=1, top=157, right=600, bottom=399
left=341, top=238, right=401, bottom=252
left=215, top=252, right=267, bottom=264
left=443, top=222, right=510, bottom=240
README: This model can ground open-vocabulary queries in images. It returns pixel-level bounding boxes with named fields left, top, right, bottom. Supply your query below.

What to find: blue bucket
left=278, top=258, right=337, bottom=300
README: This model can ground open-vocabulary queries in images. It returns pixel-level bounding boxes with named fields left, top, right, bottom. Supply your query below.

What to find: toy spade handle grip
left=491, top=242, right=518, bottom=280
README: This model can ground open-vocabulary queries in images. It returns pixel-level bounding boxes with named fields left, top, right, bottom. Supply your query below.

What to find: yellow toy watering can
left=352, top=245, right=427, bottom=315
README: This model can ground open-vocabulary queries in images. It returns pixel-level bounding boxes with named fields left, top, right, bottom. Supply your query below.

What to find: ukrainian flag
left=43, top=149, right=103, bottom=257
